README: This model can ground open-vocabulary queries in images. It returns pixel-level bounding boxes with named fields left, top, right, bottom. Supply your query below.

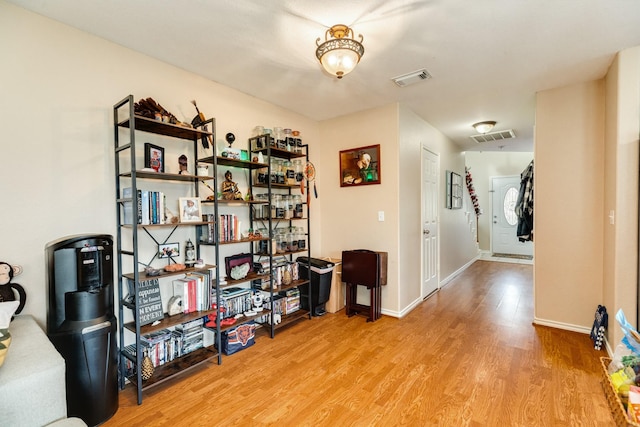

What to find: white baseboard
left=440, top=255, right=480, bottom=288
left=532, top=317, right=592, bottom=334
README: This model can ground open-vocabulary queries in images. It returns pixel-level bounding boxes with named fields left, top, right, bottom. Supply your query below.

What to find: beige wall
left=603, top=47, right=640, bottom=347
left=0, top=3, right=320, bottom=326
left=1, top=2, right=481, bottom=326
left=465, top=152, right=534, bottom=251
left=398, top=105, right=479, bottom=311
left=534, top=80, right=605, bottom=330
left=318, top=104, right=402, bottom=313
left=318, top=105, right=479, bottom=316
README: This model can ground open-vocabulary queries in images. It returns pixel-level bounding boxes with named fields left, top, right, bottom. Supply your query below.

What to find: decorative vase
left=0, top=329, right=12, bottom=367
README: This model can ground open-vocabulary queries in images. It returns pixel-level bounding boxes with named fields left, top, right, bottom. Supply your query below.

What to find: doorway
left=491, top=175, right=533, bottom=257
left=422, top=147, right=439, bottom=298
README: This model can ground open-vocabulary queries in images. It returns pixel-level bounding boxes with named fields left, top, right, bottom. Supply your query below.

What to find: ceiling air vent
left=391, top=69, right=432, bottom=87
left=470, top=129, right=516, bottom=144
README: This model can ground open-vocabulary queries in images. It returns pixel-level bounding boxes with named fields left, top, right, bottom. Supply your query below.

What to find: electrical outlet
left=378, top=211, right=385, bottom=222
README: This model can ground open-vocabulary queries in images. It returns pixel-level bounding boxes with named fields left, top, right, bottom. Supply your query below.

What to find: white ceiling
left=8, top=0, right=640, bottom=152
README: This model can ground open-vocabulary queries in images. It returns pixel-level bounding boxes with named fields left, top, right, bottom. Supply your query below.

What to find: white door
left=491, top=176, right=533, bottom=256
left=422, top=148, right=439, bottom=297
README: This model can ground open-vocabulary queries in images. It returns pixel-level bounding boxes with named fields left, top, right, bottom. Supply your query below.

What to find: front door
left=422, top=148, right=439, bottom=298
left=491, top=175, right=533, bottom=257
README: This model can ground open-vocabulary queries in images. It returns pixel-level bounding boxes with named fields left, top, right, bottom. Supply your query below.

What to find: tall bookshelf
left=113, top=95, right=218, bottom=404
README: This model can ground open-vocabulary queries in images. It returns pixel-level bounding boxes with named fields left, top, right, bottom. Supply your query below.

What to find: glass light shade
left=473, top=121, right=496, bottom=134
left=316, top=25, right=364, bottom=79
left=320, top=48, right=360, bottom=78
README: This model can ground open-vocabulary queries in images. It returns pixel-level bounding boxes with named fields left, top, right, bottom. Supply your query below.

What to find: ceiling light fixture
left=472, top=121, right=497, bottom=134
left=316, top=24, right=364, bottom=79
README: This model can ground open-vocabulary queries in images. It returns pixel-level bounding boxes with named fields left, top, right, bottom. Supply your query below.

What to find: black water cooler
left=45, top=234, right=118, bottom=427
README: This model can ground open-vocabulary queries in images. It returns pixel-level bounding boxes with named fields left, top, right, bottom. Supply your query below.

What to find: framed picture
left=179, top=197, right=202, bottom=222
left=339, top=144, right=381, bottom=187
left=446, top=170, right=463, bottom=209
left=158, top=242, right=180, bottom=259
left=144, top=143, right=164, bottom=173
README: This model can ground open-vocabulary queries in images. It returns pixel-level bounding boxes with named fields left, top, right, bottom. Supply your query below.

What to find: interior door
left=491, top=175, right=533, bottom=257
left=422, top=148, right=439, bottom=298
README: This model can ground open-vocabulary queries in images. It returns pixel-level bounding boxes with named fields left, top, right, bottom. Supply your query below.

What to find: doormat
left=492, top=253, right=533, bottom=260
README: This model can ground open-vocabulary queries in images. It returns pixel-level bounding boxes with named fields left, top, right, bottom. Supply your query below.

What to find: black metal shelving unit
left=113, top=95, right=217, bottom=404
left=248, top=136, right=313, bottom=336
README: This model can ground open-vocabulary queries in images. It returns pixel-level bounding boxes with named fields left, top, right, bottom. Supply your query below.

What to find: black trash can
left=297, top=257, right=335, bottom=316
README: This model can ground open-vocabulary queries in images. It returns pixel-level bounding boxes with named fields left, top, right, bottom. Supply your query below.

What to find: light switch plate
left=378, top=211, right=385, bottom=222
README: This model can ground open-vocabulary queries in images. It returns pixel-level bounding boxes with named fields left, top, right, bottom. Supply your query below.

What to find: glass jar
left=289, top=228, right=298, bottom=252
left=283, top=160, right=295, bottom=185
left=284, top=195, right=292, bottom=219
left=293, top=159, right=304, bottom=184
left=293, top=130, right=302, bottom=153
left=297, top=227, right=306, bottom=251
left=276, top=229, right=287, bottom=254
left=270, top=158, right=278, bottom=184
left=274, top=127, right=284, bottom=148
left=294, top=195, right=303, bottom=218
left=275, top=160, right=285, bottom=184
left=287, top=196, right=296, bottom=218
left=255, top=228, right=268, bottom=253
left=284, top=128, right=293, bottom=151
left=273, top=194, right=284, bottom=219
left=256, top=165, right=268, bottom=185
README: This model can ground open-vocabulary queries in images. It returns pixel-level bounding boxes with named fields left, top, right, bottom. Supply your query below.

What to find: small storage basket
left=601, top=357, right=640, bottom=427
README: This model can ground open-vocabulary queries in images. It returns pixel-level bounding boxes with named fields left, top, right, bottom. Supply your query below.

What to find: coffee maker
left=45, top=234, right=118, bottom=427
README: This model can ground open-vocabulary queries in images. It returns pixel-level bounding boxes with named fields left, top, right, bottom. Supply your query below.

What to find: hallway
left=106, top=260, right=613, bottom=426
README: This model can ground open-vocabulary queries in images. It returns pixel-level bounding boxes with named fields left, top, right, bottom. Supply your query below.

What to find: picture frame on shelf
left=158, top=242, right=180, bottom=259
left=179, top=197, right=202, bottom=222
left=144, top=143, right=164, bottom=173
left=339, top=144, right=381, bottom=187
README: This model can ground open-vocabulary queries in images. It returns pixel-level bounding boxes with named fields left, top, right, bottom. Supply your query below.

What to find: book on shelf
left=122, top=187, right=141, bottom=225
left=172, top=273, right=212, bottom=314
left=186, top=271, right=210, bottom=312
left=175, top=318, right=205, bottom=355
left=199, top=214, right=216, bottom=243
left=122, top=188, right=167, bottom=225
left=219, top=214, right=240, bottom=242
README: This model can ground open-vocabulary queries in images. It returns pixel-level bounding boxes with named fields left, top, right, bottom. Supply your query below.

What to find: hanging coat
left=515, top=160, right=534, bottom=242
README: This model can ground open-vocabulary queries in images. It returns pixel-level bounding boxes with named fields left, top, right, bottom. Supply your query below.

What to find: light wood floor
left=104, top=260, right=614, bottom=426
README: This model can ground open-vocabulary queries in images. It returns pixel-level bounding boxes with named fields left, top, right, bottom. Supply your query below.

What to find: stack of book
left=213, top=287, right=252, bottom=318
left=122, top=328, right=184, bottom=371
left=122, top=187, right=167, bottom=225
left=175, top=318, right=204, bottom=355
left=281, top=288, right=300, bottom=314
left=172, top=270, right=213, bottom=313
left=219, top=214, right=240, bottom=242
left=199, top=214, right=216, bottom=243
left=272, top=294, right=286, bottom=316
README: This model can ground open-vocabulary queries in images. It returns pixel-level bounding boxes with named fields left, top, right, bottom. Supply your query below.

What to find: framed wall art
left=179, top=197, right=202, bottom=222
left=144, top=143, right=164, bottom=173
left=339, top=144, right=381, bottom=187
left=446, top=170, right=463, bottom=209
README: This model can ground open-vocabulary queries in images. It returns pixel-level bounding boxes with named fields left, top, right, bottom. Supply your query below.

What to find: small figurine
left=221, top=170, right=243, bottom=200
left=178, top=154, right=188, bottom=174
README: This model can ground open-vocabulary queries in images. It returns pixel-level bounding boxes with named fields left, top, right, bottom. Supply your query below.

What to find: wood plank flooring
left=103, top=260, right=614, bottom=426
